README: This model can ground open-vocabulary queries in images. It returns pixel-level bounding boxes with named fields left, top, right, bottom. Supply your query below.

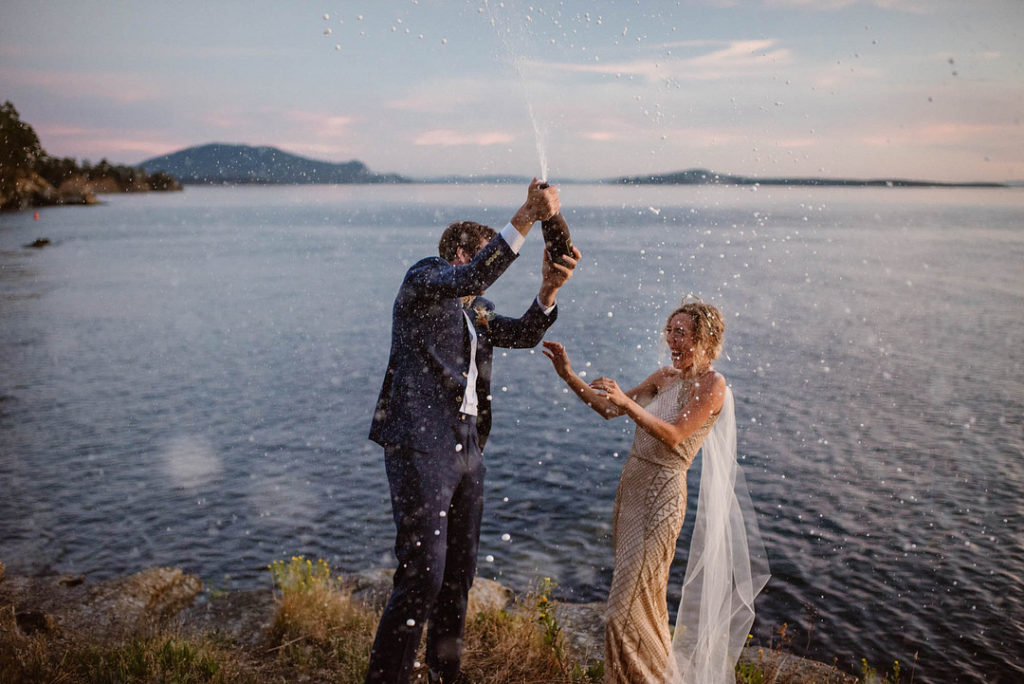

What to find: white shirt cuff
left=499, top=222, right=525, bottom=254
left=536, top=296, right=555, bottom=315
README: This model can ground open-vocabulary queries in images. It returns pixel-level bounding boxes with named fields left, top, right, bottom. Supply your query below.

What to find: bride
left=542, top=297, right=769, bottom=683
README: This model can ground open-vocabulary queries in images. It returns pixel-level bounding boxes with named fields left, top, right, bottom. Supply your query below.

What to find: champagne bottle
left=538, top=183, right=573, bottom=264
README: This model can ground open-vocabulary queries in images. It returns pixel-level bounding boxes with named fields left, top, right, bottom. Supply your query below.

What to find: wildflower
left=473, top=305, right=495, bottom=329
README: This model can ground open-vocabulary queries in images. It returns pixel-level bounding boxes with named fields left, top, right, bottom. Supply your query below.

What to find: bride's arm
left=542, top=341, right=664, bottom=419
left=591, top=371, right=726, bottom=447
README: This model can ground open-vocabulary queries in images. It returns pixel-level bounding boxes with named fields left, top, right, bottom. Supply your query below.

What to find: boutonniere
left=473, top=304, right=495, bottom=329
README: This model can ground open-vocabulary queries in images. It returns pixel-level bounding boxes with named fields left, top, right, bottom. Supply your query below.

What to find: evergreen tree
left=0, top=101, right=44, bottom=197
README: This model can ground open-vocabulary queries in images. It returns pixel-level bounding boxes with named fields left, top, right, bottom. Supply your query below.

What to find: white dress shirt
left=459, top=223, right=554, bottom=416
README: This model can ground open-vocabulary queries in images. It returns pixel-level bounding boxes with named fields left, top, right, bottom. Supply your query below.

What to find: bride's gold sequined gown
left=604, top=377, right=719, bottom=684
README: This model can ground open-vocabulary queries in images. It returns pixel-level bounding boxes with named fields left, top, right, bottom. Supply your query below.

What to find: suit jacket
left=369, top=233, right=557, bottom=453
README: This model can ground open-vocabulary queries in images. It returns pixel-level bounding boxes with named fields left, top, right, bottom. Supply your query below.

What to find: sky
left=1, top=0, right=1022, bottom=183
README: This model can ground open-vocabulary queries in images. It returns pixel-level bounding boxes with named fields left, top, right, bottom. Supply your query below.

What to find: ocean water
left=1, top=183, right=1022, bottom=682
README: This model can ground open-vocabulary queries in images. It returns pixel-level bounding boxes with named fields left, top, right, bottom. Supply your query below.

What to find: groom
left=366, top=179, right=578, bottom=683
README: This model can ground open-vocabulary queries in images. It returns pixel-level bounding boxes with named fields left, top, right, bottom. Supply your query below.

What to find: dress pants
left=365, top=414, right=485, bottom=684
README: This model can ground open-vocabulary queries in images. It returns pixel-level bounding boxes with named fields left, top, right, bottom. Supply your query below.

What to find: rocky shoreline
left=0, top=560, right=857, bottom=682
left=0, top=172, right=183, bottom=212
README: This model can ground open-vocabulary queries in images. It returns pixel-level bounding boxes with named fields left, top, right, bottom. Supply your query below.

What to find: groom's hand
left=538, top=245, right=580, bottom=308
left=511, top=178, right=560, bottom=235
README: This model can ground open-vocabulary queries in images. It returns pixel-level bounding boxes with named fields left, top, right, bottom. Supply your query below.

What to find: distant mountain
left=608, top=168, right=1006, bottom=188
left=139, top=143, right=409, bottom=185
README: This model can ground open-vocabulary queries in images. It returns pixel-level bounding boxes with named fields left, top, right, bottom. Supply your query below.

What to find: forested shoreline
left=0, top=101, right=181, bottom=212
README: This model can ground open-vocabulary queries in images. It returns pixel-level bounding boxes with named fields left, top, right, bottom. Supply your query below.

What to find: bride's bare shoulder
left=701, top=370, right=728, bottom=412
left=646, top=366, right=681, bottom=393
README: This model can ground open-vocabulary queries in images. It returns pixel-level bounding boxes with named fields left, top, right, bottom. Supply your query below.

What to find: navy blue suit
left=367, top=230, right=556, bottom=682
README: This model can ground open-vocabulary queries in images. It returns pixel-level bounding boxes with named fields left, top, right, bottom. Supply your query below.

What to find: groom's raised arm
left=485, top=243, right=581, bottom=348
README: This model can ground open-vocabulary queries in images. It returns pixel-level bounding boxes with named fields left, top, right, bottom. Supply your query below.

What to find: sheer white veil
left=670, top=386, right=770, bottom=684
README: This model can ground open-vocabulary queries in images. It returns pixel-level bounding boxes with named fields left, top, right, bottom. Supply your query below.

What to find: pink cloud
left=385, top=93, right=455, bottom=112
left=35, top=125, right=93, bottom=137
left=765, top=0, right=935, bottom=11
left=534, top=39, right=793, bottom=83
left=29, top=123, right=174, bottom=159
left=0, top=68, right=161, bottom=103
left=286, top=110, right=356, bottom=136
left=773, top=137, right=819, bottom=149
left=37, top=137, right=181, bottom=162
left=89, top=139, right=182, bottom=156
left=413, top=130, right=514, bottom=146
left=200, top=111, right=249, bottom=129
left=861, top=122, right=1009, bottom=146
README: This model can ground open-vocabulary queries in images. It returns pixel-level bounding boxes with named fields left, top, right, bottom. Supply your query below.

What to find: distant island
left=0, top=101, right=182, bottom=212
left=609, top=168, right=1006, bottom=188
left=142, top=143, right=1008, bottom=188
left=139, top=143, right=408, bottom=185
left=3, top=98, right=1011, bottom=213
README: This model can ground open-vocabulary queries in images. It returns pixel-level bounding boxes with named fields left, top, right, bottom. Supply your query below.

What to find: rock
left=59, top=574, right=85, bottom=587
left=0, top=563, right=859, bottom=682
left=340, top=567, right=394, bottom=610
left=1, top=173, right=58, bottom=211
left=553, top=601, right=605, bottom=665
left=180, top=588, right=277, bottom=647
left=543, top=597, right=857, bottom=683
left=78, top=176, right=119, bottom=194
left=738, top=647, right=858, bottom=683
left=15, top=609, right=55, bottom=634
left=55, top=176, right=99, bottom=205
left=339, top=568, right=512, bottom=616
left=0, top=566, right=202, bottom=643
left=70, top=567, right=202, bottom=638
left=1, top=172, right=101, bottom=211
left=467, top=576, right=512, bottom=615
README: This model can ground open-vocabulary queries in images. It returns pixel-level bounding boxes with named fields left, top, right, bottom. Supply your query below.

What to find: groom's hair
left=439, top=221, right=497, bottom=262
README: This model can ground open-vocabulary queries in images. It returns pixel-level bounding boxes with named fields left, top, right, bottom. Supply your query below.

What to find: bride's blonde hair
left=666, top=295, right=725, bottom=361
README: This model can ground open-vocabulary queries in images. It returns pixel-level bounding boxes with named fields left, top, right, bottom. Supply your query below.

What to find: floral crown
left=680, top=293, right=719, bottom=337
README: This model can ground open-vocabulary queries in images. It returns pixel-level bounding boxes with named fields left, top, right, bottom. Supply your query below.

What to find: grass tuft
left=458, top=576, right=602, bottom=684
left=1, top=559, right=899, bottom=683
left=264, top=556, right=378, bottom=680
